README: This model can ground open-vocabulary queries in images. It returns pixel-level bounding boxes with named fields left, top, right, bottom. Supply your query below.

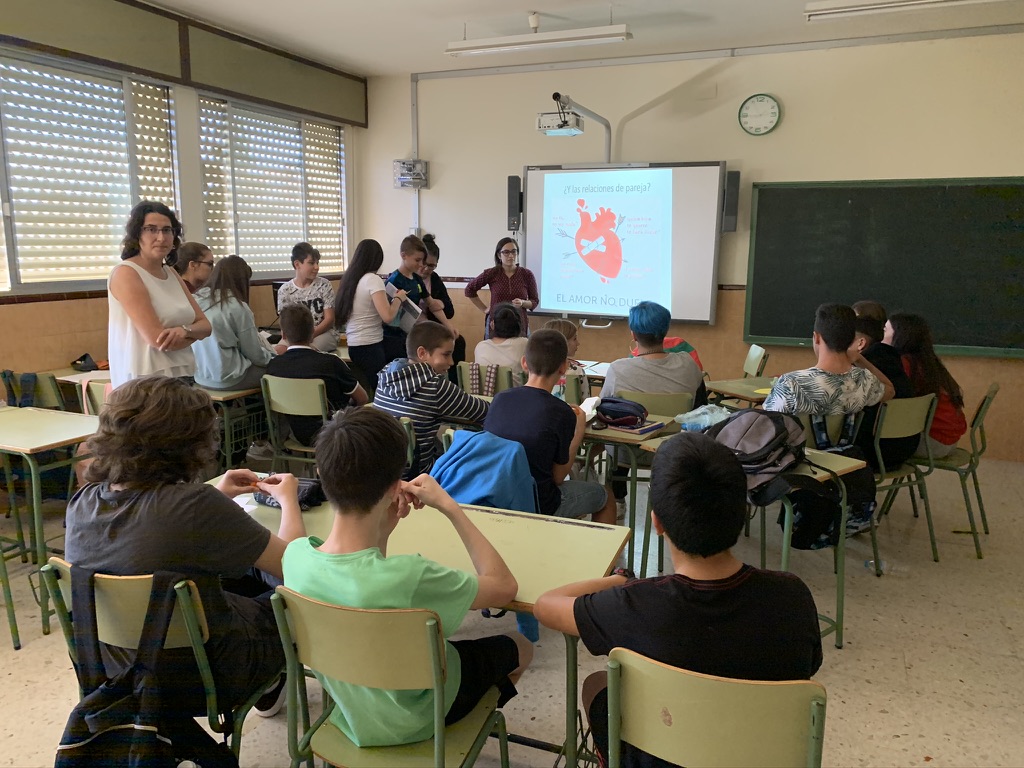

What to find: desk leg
left=564, top=633, right=579, bottom=768
left=220, top=403, right=233, bottom=472
left=835, top=490, right=848, bottom=649
left=22, top=454, right=49, bottom=634
left=780, top=499, right=794, bottom=573
left=2, top=453, right=27, bottom=562
left=626, top=448, right=639, bottom=566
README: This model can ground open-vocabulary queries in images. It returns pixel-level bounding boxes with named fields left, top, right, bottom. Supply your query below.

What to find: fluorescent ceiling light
left=446, top=24, right=632, bottom=56
left=805, top=0, right=1013, bottom=21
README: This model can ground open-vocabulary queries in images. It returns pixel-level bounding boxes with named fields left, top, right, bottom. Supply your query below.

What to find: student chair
left=456, top=362, right=515, bottom=397
left=614, top=390, right=693, bottom=577
left=83, top=379, right=112, bottom=416
left=743, top=344, right=770, bottom=378
left=868, top=394, right=938, bottom=574
left=41, top=557, right=280, bottom=760
left=270, top=587, right=510, bottom=768
left=261, top=375, right=329, bottom=474
left=561, top=373, right=584, bottom=405
left=605, top=648, right=827, bottom=768
left=0, top=371, right=67, bottom=410
left=912, top=383, right=999, bottom=560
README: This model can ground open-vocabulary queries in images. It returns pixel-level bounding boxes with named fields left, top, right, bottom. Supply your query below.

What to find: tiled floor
left=1, top=458, right=1021, bottom=767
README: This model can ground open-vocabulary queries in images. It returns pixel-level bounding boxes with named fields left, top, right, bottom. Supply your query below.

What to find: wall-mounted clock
left=738, top=94, right=781, bottom=136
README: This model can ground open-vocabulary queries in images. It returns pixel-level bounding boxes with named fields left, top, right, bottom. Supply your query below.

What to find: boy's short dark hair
left=813, top=303, right=856, bottom=353
left=854, top=315, right=884, bottom=346
left=406, top=320, right=454, bottom=358
left=852, top=300, right=887, bottom=325
left=490, top=302, right=522, bottom=339
left=316, top=408, right=408, bottom=512
left=280, top=304, right=314, bottom=346
left=628, top=301, right=671, bottom=348
left=650, top=432, right=747, bottom=557
left=524, top=329, right=567, bottom=377
left=291, top=242, right=319, bottom=268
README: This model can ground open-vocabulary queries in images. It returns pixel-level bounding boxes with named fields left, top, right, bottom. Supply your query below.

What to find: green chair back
left=607, top=648, right=827, bottom=768
left=8, top=372, right=66, bottom=410
left=456, top=361, right=515, bottom=395
left=85, top=380, right=111, bottom=415
left=41, top=557, right=272, bottom=758
left=796, top=412, right=864, bottom=449
left=965, top=382, right=999, bottom=462
left=618, top=390, right=693, bottom=435
left=271, top=587, right=509, bottom=768
left=743, top=345, right=769, bottom=378
left=261, top=375, right=330, bottom=419
left=562, top=373, right=583, bottom=405
left=874, top=394, right=937, bottom=443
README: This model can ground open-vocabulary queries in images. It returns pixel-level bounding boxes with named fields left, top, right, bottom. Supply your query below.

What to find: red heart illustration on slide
left=575, top=199, right=622, bottom=282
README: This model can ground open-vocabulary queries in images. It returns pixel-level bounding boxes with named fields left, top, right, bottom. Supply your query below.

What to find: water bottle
left=863, top=559, right=909, bottom=576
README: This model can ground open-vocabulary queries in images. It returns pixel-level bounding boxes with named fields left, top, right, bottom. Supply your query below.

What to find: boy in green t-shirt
left=282, top=407, right=533, bottom=747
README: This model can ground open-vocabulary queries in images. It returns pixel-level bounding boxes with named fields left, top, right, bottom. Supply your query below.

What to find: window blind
left=198, top=96, right=235, bottom=256
left=130, top=80, right=176, bottom=207
left=0, top=60, right=132, bottom=283
left=303, top=121, right=345, bottom=272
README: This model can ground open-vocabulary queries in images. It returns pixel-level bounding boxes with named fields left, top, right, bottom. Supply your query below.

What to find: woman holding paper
left=334, top=238, right=407, bottom=387
left=465, top=237, right=538, bottom=338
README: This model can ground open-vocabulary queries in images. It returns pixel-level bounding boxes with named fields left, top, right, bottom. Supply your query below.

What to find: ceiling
left=145, top=0, right=1024, bottom=78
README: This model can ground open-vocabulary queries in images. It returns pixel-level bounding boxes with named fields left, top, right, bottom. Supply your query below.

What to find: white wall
left=353, top=32, right=1024, bottom=284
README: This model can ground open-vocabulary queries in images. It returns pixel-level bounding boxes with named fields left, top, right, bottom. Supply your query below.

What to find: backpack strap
left=0, top=370, right=16, bottom=407
left=18, top=372, right=36, bottom=408
left=836, top=412, right=858, bottom=447
left=809, top=414, right=832, bottom=450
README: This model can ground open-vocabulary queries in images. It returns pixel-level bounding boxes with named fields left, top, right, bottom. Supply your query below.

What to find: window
left=0, top=58, right=177, bottom=290
left=198, top=97, right=346, bottom=274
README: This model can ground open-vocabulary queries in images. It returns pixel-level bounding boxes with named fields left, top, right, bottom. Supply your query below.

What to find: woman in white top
left=193, top=255, right=275, bottom=390
left=333, top=238, right=407, bottom=390
left=107, top=202, right=211, bottom=388
left=474, top=303, right=528, bottom=373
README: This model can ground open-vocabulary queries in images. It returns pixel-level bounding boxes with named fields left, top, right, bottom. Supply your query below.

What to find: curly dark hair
left=84, top=377, right=218, bottom=488
left=121, top=201, right=183, bottom=264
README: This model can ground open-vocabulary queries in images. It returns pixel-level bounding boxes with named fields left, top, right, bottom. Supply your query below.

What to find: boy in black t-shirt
left=266, top=304, right=368, bottom=446
left=484, top=329, right=617, bottom=524
left=535, top=432, right=823, bottom=768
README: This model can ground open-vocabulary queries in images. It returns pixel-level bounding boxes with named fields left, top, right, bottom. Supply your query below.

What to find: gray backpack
left=705, top=409, right=806, bottom=503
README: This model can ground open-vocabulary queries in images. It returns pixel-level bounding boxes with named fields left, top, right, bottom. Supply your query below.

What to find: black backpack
left=705, top=409, right=806, bottom=504
left=56, top=568, right=237, bottom=768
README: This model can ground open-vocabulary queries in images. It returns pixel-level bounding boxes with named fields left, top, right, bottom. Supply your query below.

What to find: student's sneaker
left=516, top=611, right=540, bottom=643
left=615, top=499, right=627, bottom=522
left=253, top=675, right=287, bottom=718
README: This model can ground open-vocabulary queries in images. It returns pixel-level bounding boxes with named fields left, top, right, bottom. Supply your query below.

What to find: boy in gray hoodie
left=373, top=321, right=488, bottom=478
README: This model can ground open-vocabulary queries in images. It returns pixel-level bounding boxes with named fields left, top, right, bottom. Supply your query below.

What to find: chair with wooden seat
left=261, top=375, right=329, bottom=474
left=605, top=647, right=827, bottom=768
left=271, top=586, right=509, bottom=768
left=867, top=394, right=938, bottom=573
left=912, top=383, right=999, bottom=560
left=41, top=557, right=278, bottom=760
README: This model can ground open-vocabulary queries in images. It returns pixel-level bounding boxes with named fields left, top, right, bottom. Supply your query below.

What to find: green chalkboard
left=745, top=178, right=1024, bottom=358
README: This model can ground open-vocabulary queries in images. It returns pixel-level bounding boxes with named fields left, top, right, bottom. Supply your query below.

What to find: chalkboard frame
left=744, top=177, right=1024, bottom=360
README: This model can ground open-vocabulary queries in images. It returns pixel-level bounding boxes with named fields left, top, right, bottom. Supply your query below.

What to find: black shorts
left=445, top=635, right=520, bottom=725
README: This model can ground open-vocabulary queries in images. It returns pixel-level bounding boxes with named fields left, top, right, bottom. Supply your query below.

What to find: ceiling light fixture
left=446, top=12, right=631, bottom=56
left=805, top=0, right=1015, bottom=22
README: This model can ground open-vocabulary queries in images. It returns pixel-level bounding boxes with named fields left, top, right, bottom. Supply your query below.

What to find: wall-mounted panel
left=188, top=28, right=366, bottom=126
left=1, top=0, right=181, bottom=79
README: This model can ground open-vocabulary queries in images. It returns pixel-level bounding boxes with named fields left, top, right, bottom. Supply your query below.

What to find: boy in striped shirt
left=373, top=322, right=488, bottom=478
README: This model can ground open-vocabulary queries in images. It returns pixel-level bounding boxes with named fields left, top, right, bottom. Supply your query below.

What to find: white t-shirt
left=474, top=337, right=529, bottom=370
left=276, top=276, right=335, bottom=327
left=107, top=261, right=196, bottom=388
left=344, top=272, right=387, bottom=346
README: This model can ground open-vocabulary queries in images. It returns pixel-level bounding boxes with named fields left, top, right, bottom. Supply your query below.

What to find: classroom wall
left=352, top=31, right=1024, bottom=461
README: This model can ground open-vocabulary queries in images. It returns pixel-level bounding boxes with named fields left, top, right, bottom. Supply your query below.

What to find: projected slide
left=539, top=168, right=673, bottom=315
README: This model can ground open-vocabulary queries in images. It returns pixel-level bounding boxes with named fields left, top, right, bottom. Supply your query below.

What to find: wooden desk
left=198, top=386, right=264, bottom=472
left=0, top=407, right=98, bottom=639
left=706, top=376, right=775, bottom=406
left=244, top=495, right=629, bottom=768
left=583, top=415, right=674, bottom=566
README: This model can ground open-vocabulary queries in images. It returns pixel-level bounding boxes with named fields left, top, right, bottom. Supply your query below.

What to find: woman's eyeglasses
left=499, top=249, right=519, bottom=257
left=141, top=225, right=175, bottom=236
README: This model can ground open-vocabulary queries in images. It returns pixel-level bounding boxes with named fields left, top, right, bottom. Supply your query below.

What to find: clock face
left=739, top=94, right=781, bottom=135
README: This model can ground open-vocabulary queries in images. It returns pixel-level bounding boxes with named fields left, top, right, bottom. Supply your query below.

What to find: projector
left=537, top=111, right=584, bottom=136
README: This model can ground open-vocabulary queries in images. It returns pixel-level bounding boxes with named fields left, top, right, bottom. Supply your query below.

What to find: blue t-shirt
left=385, top=270, right=428, bottom=333
left=484, top=386, right=575, bottom=515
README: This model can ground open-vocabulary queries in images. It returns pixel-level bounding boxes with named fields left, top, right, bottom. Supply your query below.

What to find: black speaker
left=507, top=175, right=522, bottom=232
left=721, top=170, right=740, bottom=233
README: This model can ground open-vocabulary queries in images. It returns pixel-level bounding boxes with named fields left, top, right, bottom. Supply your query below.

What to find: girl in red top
left=464, top=237, right=538, bottom=338
left=886, top=313, right=967, bottom=458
